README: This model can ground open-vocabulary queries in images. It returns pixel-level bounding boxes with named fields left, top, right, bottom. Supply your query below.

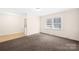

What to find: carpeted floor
left=0, top=33, right=79, bottom=51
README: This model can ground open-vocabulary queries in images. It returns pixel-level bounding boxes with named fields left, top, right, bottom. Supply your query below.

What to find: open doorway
left=24, top=18, right=27, bottom=36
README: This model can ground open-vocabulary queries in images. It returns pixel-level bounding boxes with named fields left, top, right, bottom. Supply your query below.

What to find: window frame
left=52, top=16, right=63, bottom=30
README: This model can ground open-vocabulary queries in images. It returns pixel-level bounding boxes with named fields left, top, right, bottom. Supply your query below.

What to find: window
left=52, top=17, right=62, bottom=30
left=46, top=17, right=62, bottom=30
left=46, top=18, right=52, bottom=29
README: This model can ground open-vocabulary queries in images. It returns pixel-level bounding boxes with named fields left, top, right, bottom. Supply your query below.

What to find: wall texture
left=26, top=16, right=40, bottom=35
left=0, top=15, right=24, bottom=35
left=40, top=9, right=79, bottom=41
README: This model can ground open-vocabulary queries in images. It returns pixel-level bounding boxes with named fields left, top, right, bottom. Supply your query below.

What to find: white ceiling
left=0, top=8, right=70, bottom=16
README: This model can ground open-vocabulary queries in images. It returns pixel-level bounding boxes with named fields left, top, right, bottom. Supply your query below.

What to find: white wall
left=26, top=16, right=40, bottom=35
left=0, top=15, right=24, bottom=35
left=0, top=13, right=40, bottom=36
left=40, top=9, right=79, bottom=41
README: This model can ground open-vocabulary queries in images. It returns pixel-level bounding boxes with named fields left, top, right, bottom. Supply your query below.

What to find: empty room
left=0, top=8, right=79, bottom=51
